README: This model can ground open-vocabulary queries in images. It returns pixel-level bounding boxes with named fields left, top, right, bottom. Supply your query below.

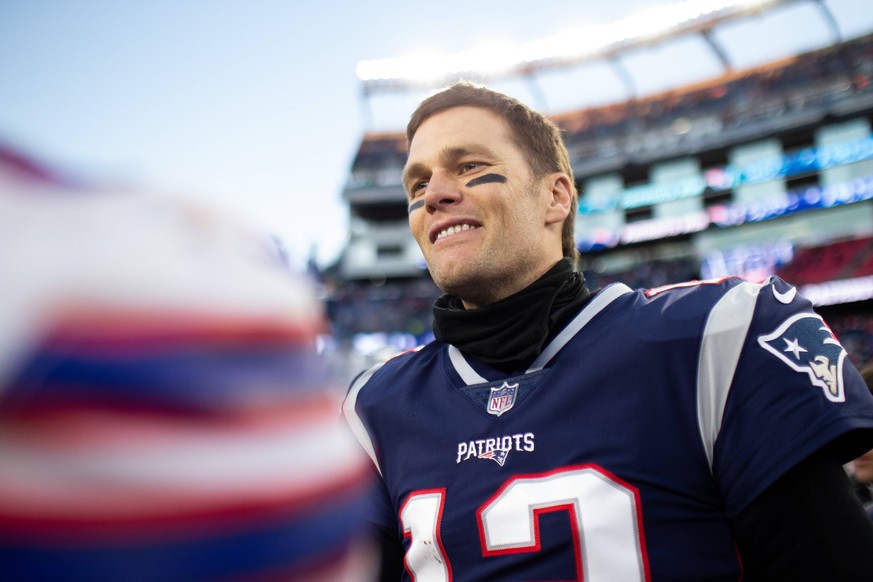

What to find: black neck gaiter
left=432, top=258, right=591, bottom=371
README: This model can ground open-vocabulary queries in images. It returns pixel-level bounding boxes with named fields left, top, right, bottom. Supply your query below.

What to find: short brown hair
left=407, top=81, right=579, bottom=263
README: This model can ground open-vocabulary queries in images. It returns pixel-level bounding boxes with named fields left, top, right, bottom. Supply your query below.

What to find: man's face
left=403, top=106, right=567, bottom=308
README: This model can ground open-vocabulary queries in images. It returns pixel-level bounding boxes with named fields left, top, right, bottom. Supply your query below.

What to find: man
left=342, top=82, right=873, bottom=580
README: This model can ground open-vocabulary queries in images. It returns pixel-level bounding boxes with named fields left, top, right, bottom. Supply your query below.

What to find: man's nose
left=424, top=170, right=461, bottom=209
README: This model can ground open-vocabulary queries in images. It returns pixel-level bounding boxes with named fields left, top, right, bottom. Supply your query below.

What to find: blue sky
left=2, top=1, right=872, bottom=269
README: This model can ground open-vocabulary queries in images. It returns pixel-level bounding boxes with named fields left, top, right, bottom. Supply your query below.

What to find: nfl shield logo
left=488, top=381, right=519, bottom=417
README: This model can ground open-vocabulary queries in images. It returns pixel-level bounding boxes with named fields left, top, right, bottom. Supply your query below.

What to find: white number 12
left=400, top=465, right=649, bottom=581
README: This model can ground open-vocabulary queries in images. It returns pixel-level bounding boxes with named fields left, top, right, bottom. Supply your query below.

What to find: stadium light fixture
left=356, top=0, right=793, bottom=93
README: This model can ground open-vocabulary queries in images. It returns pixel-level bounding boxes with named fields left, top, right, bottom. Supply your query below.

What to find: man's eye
left=413, top=179, right=429, bottom=193
left=460, top=162, right=479, bottom=174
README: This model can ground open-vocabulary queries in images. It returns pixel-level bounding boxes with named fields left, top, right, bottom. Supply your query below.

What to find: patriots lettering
left=456, top=432, right=535, bottom=464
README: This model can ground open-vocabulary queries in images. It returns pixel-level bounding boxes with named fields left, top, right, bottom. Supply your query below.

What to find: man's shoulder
left=640, top=274, right=798, bottom=299
left=381, top=340, right=443, bottom=368
left=598, top=277, right=745, bottom=324
left=635, top=275, right=802, bottom=316
left=596, top=276, right=810, bottom=347
left=350, top=340, right=445, bottom=392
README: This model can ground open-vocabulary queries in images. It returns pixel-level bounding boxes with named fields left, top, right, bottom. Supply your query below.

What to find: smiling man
left=342, top=81, right=873, bottom=581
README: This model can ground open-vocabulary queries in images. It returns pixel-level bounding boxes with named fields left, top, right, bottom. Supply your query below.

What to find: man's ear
left=545, top=173, right=573, bottom=225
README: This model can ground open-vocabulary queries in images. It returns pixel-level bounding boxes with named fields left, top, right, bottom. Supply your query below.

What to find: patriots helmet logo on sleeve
left=758, top=313, right=847, bottom=402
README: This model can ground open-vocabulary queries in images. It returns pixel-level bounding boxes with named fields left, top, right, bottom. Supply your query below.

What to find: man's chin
left=430, top=261, right=472, bottom=288
left=432, top=271, right=478, bottom=298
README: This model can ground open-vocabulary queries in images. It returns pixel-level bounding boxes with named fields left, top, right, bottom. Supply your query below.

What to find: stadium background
left=318, top=0, right=873, bottom=381
left=2, top=1, right=871, bottom=385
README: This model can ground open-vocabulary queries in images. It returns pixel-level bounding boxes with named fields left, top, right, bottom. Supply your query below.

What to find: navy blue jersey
left=343, top=276, right=873, bottom=581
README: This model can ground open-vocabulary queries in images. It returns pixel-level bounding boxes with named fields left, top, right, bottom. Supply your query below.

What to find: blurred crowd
left=323, top=234, right=873, bottom=368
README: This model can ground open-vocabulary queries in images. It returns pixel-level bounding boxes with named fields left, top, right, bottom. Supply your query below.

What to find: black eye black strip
left=408, top=199, right=425, bottom=214
left=465, top=173, right=507, bottom=187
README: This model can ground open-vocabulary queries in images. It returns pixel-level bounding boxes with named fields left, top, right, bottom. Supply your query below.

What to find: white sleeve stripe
left=342, top=364, right=385, bottom=477
left=697, top=281, right=764, bottom=470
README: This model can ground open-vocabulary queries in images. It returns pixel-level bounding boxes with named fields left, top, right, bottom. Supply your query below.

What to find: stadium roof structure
left=355, top=0, right=853, bottom=124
